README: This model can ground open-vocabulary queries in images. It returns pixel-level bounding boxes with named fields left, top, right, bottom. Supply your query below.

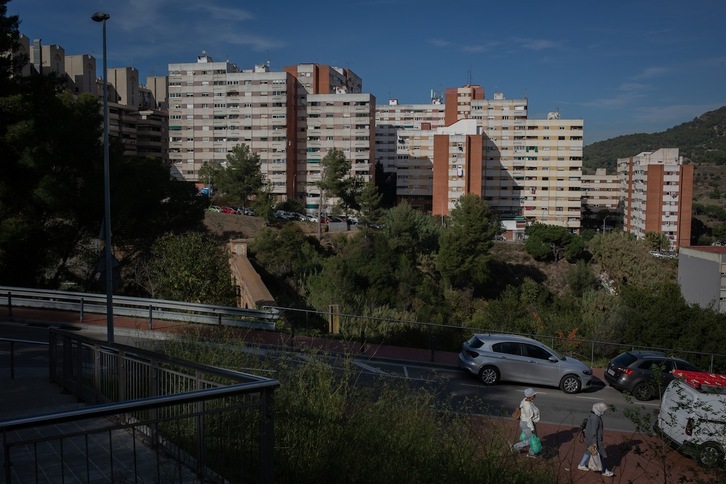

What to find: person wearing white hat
left=577, top=402, right=614, bottom=477
left=511, top=388, right=541, bottom=456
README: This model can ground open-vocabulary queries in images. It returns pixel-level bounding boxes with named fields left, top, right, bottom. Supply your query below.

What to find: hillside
left=583, top=105, right=726, bottom=172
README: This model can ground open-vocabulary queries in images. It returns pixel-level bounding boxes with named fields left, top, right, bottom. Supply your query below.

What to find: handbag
left=529, top=434, right=543, bottom=454
left=588, top=452, right=603, bottom=471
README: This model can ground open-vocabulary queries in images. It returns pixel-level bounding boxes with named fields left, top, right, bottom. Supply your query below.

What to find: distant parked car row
left=206, top=205, right=255, bottom=216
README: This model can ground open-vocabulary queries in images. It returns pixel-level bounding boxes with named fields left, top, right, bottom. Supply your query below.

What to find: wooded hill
left=583, top=105, right=726, bottom=173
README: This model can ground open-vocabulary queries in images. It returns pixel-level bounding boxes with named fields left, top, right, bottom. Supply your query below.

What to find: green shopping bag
left=529, top=434, right=543, bottom=454
left=519, top=431, right=527, bottom=441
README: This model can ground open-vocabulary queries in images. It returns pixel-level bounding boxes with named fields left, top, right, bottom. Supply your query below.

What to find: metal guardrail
left=1, top=330, right=279, bottom=483
left=0, top=285, right=281, bottom=331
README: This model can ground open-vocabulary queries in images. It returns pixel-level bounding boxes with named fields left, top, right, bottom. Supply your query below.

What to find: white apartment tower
left=167, top=56, right=375, bottom=211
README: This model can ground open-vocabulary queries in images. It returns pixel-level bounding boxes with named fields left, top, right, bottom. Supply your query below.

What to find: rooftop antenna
left=467, top=66, right=472, bottom=86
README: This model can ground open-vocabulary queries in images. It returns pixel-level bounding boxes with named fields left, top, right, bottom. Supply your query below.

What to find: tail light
left=465, top=349, right=479, bottom=358
left=621, top=368, right=633, bottom=375
left=685, top=417, right=694, bottom=436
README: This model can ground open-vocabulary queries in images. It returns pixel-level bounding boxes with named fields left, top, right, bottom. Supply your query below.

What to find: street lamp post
left=602, top=215, right=609, bottom=234
left=92, top=12, right=114, bottom=343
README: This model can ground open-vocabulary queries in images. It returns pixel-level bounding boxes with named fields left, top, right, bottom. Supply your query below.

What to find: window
left=523, top=344, right=552, bottom=360
left=492, top=342, right=521, bottom=356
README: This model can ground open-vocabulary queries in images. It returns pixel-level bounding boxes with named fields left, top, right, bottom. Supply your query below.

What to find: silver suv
left=458, top=333, right=594, bottom=394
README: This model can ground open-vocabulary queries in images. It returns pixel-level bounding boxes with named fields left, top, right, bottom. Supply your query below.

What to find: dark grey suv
left=604, top=350, right=701, bottom=401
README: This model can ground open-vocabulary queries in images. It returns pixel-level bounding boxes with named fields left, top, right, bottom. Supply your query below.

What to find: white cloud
left=217, top=32, right=285, bottom=51
left=517, top=38, right=562, bottom=51
left=429, top=39, right=451, bottom=47
left=185, top=4, right=255, bottom=22
left=632, top=67, right=671, bottom=80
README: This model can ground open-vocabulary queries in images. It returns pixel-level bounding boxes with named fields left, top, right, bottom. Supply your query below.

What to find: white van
left=655, top=370, right=726, bottom=467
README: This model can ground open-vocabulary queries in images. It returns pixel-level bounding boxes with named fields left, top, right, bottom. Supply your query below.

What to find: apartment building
left=167, top=55, right=375, bottom=212
left=18, top=36, right=168, bottom=161
left=581, top=168, right=621, bottom=231
left=618, top=148, right=693, bottom=249
left=582, top=168, right=620, bottom=213
left=380, top=86, right=584, bottom=230
left=375, top=96, right=447, bottom=173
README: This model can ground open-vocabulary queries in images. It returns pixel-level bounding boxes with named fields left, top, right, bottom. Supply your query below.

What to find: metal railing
left=1, top=330, right=279, bottom=483
left=0, top=338, right=48, bottom=380
left=272, top=305, right=726, bottom=373
left=0, top=285, right=281, bottom=331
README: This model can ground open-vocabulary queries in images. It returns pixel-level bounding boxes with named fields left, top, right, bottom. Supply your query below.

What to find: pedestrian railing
left=1, top=330, right=279, bottom=483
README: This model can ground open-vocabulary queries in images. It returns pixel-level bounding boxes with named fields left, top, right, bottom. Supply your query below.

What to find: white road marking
left=352, top=360, right=388, bottom=375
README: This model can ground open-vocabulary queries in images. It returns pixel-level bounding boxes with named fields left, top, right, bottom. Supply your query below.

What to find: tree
left=357, top=181, right=385, bottom=231
left=251, top=187, right=276, bottom=223
left=567, top=260, right=597, bottom=297
left=0, top=0, right=24, bottom=94
left=211, top=144, right=264, bottom=206
left=382, top=201, right=439, bottom=263
left=147, top=232, right=236, bottom=305
left=1, top=84, right=105, bottom=287
left=197, top=161, right=221, bottom=193
left=317, top=148, right=357, bottom=216
left=436, top=194, right=499, bottom=291
left=644, top=231, right=670, bottom=252
left=524, top=223, right=583, bottom=263
left=251, top=224, right=322, bottom=283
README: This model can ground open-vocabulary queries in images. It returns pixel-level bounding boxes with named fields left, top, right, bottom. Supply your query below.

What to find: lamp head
left=91, top=12, right=110, bottom=22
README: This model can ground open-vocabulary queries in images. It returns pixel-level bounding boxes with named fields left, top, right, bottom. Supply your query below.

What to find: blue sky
left=9, top=0, right=726, bottom=144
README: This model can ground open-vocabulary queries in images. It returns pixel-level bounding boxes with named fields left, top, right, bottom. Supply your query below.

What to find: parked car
left=206, top=205, right=221, bottom=213
left=655, top=370, right=726, bottom=467
left=604, top=350, right=701, bottom=401
left=220, top=206, right=237, bottom=214
left=458, top=333, right=594, bottom=394
left=274, top=210, right=294, bottom=220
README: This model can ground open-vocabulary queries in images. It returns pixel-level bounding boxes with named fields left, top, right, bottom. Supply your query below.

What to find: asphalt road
left=348, top=358, right=655, bottom=433
left=1, top=321, right=657, bottom=433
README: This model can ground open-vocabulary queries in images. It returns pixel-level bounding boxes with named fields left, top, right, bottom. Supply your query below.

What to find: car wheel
left=698, top=442, right=724, bottom=468
left=479, top=366, right=500, bottom=385
left=632, top=382, right=653, bottom=401
left=560, top=375, right=581, bottom=394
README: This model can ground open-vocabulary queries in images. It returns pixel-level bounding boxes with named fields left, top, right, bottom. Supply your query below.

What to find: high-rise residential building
left=166, top=55, right=375, bottom=212
left=65, top=54, right=97, bottom=95
left=378, top=85, right=584, bottom=230
left=618, top=148, right=693, bottom=249
left=375, top=95, right=447, bottom=173
left=15, top=35, right=168, bottom=161
left=582, top=168, right=621, bottom=214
